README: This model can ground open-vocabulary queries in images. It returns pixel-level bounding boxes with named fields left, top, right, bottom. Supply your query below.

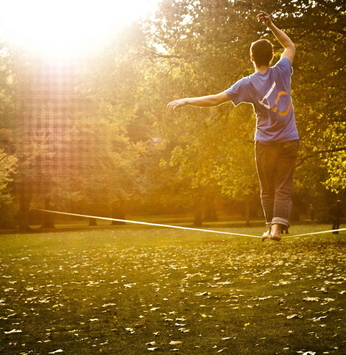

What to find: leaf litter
left=0, top=231, right=345, bottom=354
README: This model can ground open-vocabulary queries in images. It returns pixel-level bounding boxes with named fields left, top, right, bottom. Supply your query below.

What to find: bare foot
left=270, top=224, right=282, bottom=241
left=261, top=228, right=271, bottom=242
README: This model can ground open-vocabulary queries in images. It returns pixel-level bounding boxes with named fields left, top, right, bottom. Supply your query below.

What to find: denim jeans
left=255, top=140, right=299, bottom=227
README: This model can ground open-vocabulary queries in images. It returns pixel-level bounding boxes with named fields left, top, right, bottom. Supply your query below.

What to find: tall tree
left=143, top=0, right=265, bottom=224
left=0, top=41, right=18, bottom=227
left=264, top=0, right=346, bottom=203
left=146, top=0, right=345, bottom=222
left=77, top=23, right=152, bottom=221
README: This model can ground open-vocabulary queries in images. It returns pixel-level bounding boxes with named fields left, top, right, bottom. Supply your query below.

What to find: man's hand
left=257, top=11, right=273, bottom=28
left=167, top=99, right=187, bottom=111
left=257, top=11, right=295, bottom=63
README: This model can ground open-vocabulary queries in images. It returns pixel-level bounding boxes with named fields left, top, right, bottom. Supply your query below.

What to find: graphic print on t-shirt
left=258, top=81, right=291, bottom=116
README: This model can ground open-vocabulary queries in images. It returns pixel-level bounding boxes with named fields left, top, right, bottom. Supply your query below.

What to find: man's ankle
left=271, top=224, right=282, bottom=236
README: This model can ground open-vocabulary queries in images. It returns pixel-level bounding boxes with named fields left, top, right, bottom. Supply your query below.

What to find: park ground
left=0, top=218, right=345, bottom=355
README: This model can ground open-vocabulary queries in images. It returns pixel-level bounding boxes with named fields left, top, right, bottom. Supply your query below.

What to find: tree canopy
left=0, top=0, right=344, bottom=228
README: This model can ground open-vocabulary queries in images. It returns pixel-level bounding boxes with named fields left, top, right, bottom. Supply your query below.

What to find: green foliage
left=288, top=0, right=346, bottom=194
left=148, top=0, right=346, bottom=213
left=0, top=43, right=18, bottom=212
left=0, top=0, right=344, bottom=225
left=0, top=148, right=17, bottom=203
left=0, top=43, right=16, bottom=127
left=324, top=150, right=346, bottom=193
left=147, top=0, right=264, bottom=215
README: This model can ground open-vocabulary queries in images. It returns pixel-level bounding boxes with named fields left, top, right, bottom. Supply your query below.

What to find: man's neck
left=255, top=65, right=269, bottom=74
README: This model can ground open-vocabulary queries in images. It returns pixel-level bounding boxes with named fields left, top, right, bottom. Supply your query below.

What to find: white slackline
left=38, top=209, right=345, bottom=239
left=38, top=209, right=260, bottom=238
left=283, top=228, right=346, bottom=238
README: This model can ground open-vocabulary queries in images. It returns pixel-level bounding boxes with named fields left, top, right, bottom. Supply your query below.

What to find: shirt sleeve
left=274, top=57, right=292, bottom=76
left=224, top=77, right=250, bottom=106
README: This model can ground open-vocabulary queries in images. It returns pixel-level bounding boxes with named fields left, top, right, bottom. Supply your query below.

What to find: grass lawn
left=0, top=220, right=345, bottom=354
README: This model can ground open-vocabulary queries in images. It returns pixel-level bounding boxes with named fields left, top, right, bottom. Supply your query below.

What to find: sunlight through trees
left=0, top=0, right=344, bottom=229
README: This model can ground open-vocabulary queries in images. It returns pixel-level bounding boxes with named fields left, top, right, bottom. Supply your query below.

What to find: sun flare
left=0, top=0, right=159, bottom=59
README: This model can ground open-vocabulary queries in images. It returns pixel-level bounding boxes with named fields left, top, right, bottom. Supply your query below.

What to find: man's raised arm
left=257, top=11, right=296, bottom=64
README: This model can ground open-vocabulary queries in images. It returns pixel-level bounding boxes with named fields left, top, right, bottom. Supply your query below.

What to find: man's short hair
left=250, top=39, right=273, bottom=67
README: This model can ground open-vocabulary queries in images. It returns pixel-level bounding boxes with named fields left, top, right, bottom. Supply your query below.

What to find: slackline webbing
left=38, top=209, right=259, bottom=238
left=38, top=209, right=346, bottom=239
left=283, top=228, right=346, bottom=238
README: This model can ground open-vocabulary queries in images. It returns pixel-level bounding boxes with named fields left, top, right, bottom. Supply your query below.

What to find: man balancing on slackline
left=167, top=11, right=299, bottom=242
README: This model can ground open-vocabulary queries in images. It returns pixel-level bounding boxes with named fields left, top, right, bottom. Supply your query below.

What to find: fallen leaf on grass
left=147, top=341, right=157, bottom=346
left=178, top=327, right=190, bottom=333
left=195, top=291, right=209, bottom=296
left=124, top=283, right=136, bottom=288
left=303, top=297, right=320, bottom=302
left=257, top=296, right=273, bottom=301
left=4, top=329, right=22, bottom=334
left=287, top=314, right=303, bottom=319
left=312, top=316, right=327, bottom=322
left=176, top=317, right=186, bottom=322
left=277, top=298, right=286, bottom=306
left=146, top=341, right=159, bottom=351
left=201, top=313, right=212, bottom=318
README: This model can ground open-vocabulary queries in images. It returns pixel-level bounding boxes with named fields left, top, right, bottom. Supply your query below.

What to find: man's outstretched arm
left=257, top=11, right=296, bottom=64
left=167, top=92, right=229, bottom=111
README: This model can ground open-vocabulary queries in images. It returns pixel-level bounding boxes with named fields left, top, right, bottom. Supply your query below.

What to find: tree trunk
left=204, top=197, right=218, bottom=221
left=194, top=196, right=203, bottom=227
left=41, top=198, right=55, bottom=229
left=111, top=199, right=126, bottom=225
left=244, top=199, right=250, bottom=226
left=18, top=186, right=32, bottom=232
left=89, top=218, right=98, bottom=226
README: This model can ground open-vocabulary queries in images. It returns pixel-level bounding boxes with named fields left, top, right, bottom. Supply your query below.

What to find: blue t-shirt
left=225, top=57, right=299, bottom=143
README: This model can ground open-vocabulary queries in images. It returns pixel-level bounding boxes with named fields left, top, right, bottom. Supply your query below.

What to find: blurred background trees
left=0, top=0, right=344, bottom=229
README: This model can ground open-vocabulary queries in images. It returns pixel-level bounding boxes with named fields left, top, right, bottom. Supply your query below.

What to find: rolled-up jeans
left=255, top=140, right=299, bottom=228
